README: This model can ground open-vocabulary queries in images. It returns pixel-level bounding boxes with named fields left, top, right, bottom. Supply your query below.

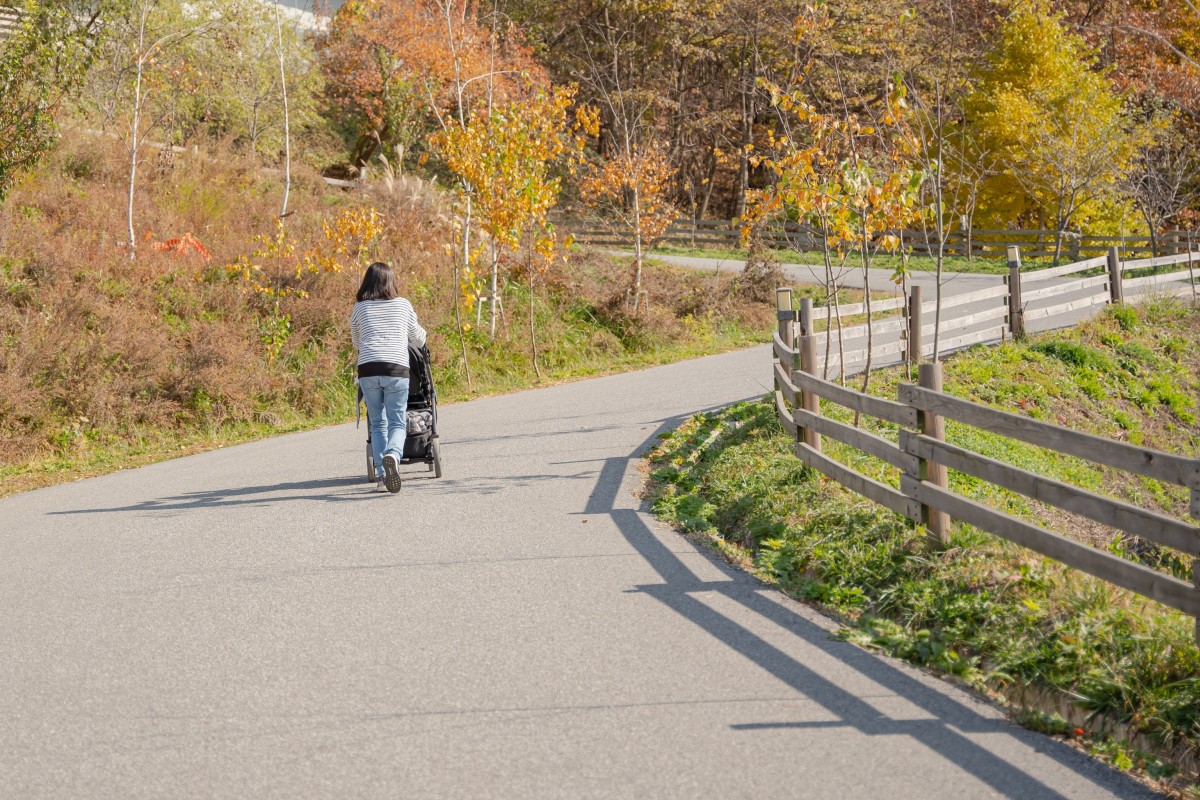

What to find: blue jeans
left=360, top=375, right=410, bottom=476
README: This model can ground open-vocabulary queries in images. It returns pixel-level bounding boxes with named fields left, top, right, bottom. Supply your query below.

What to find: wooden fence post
left=1194, top=557, right=1200, bottom=647
left=775, top=288, right=794, bottom=363
left=797, top=297, right=819, bottom=450
left=1107, top=246, right=1124, bottom=304
left=1186, top=232, right=1197, bottom=306
left=1192, top=490, right=1199, bottom=646
left=917, top=362, right=951, bottom=545
left=907, top=284, right=923, bottom=366
left=1006, top=246, right=1025, bottom=339
left=798, top=333, right=822, bottom=452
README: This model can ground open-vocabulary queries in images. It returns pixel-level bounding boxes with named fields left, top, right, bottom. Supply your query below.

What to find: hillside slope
left=649, top=299, right=1200, bottom=795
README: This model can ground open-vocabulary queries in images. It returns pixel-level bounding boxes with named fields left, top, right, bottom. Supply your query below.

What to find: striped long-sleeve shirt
left=350, top=297, right=427, bottom=377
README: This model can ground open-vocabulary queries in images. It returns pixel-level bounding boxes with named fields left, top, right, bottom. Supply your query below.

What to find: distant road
left=647, top=251, right=1002, bottom=298
left=0, top=346, right=1157, bottom=798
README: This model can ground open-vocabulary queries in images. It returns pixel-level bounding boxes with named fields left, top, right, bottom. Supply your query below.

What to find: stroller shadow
left=591, top=409, right=1156, bottom=799
left=48, top=476, right=378, bottom=516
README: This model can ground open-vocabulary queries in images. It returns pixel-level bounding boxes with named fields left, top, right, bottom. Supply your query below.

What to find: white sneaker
left=382, top=453, right=402, bottom=493
left=375, top=480, right=388, bottom=493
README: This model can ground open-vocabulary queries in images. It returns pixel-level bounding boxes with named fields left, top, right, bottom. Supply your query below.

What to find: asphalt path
left=0, top=347, right=1161, bottom=798
left=647, top=252, right=1003, bottom=296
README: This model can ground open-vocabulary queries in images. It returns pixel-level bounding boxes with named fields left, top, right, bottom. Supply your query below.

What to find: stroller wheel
left=432, top=440, right=443, bottom=478
left=366, top=441, right=376, bottom=482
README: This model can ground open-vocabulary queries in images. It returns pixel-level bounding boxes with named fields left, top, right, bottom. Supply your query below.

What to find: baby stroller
left=358, top=343, right=443, bottom=482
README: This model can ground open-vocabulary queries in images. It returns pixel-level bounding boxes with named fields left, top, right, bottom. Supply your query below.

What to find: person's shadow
left=47, top=476, right=385, bottom=516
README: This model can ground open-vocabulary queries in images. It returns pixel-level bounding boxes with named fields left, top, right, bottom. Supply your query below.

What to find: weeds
left=1, top=133, right=785, bottom=495
left=648, top=300, right=1200, bottom=791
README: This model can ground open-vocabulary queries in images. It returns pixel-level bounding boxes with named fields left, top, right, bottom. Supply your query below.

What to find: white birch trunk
left=274, top=0, right=291, bottom=220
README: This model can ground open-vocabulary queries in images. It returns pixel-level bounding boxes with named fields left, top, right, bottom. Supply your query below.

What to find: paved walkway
left=0, top=347, right=1159, bottom=798
left=648, top=252, right=1004, bottom=297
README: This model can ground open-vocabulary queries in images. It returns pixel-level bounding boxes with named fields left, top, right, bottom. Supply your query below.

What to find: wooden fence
left=0, top=5, right=20, bottom=41
left=806, top=245, right=1199, bottom=380
left=770, top=256, right=1200, bottom=643
left=568, top=217, right=1200, bottom=260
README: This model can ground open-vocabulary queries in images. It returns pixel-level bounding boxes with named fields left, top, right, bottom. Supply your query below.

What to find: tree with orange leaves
left=317, top=0, right=544, bottom=171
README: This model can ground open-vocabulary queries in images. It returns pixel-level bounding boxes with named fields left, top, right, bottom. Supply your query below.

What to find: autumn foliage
left=318, top=0, right=544, bottom=169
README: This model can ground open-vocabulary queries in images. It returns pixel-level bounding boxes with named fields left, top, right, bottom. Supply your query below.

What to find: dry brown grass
left=0, top=132, right=449, bottom=466
left=1, top=133, right=781, bottom=476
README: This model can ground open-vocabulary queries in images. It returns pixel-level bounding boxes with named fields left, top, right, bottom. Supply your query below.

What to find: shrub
left=1110, top=303, right=1139, bottom=331
left=1031, top=340, right=1112, bottom=370
left=735, top=240, right=786, bottom=303
left=0, top=132, right=448, bottom=464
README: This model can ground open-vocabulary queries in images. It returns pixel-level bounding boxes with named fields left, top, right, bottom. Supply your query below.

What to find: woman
left=351, top=262, right=427, bottom=493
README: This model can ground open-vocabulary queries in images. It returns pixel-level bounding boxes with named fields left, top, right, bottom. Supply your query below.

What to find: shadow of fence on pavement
left=583, top=412, right=1156, bottom=800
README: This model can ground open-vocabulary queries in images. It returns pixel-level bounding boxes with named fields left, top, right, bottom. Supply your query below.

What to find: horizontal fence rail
left=798, top=245, right=1199, bottom=379
left=567, top=218, right=1200, bottom=260
left=772, top=264, right=1200, bottom=643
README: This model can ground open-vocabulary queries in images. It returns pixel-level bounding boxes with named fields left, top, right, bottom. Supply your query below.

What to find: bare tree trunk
left=489, top=240, right=499, bottom=338
left=933, top=215, right=946, bottom=363
left=932, top=94, right=947, bottom=364
left=698, top=148, right=717, bottom=220
left=452, top=258, right=473, bottom=390
left=461, top=193, right=473, bottom=277
left=965, top=201, right=977, bottom=264
left=1052, top=194, right=1067, bottom=266
left=1188, top=232, right=1197, bottom=306
left=819, top=221, right=843, bottom=384
left=632, top=184, right=644, bottom=314
left=857, top=225, right=874, bottom=409
left=822, top=247, right=833, bottom=380
left=529, top=261, right=541, bottom=379
left=274, top=1, right=291, bottom=220
left=735, top=49, right=751, bottom=220
left=127, top=6, right=149, bottom=261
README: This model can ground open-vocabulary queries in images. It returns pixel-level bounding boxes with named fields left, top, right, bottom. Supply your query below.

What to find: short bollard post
left=918, top=362, right=951, bottom=545
left=799, top=333, right=821, bottom=452
left=1107, top=246, right=1124, bottom=305
left=1006, top=246, right=1024, bottom=339
left=907, top=284, right=923, bottom=366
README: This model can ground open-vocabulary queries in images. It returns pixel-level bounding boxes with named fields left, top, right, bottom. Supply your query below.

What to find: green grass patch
left=2, top=257, right=777, bottom=498
left=647, top=299, right=1200, bottom=792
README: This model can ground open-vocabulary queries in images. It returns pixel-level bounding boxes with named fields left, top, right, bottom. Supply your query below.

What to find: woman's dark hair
left=356, top=262, right=399, bottom=302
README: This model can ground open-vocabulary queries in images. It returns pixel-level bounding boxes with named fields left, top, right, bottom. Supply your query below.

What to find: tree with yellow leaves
left=579, top=141, right=676, bottom=315
left=434, top=85, right=596, bottom=356
left=745, top=6, right=923, bottom=393
left=742, top=83, right=856, bottom=383
left=966, top=1, right=1133, bottom=264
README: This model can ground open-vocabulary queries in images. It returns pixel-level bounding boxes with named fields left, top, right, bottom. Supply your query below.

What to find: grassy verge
left=1, top=249, right=804, bottom=498
left=647, top=297, right=1200, bottom=797
left=3, top=133, right=831, bottom=499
